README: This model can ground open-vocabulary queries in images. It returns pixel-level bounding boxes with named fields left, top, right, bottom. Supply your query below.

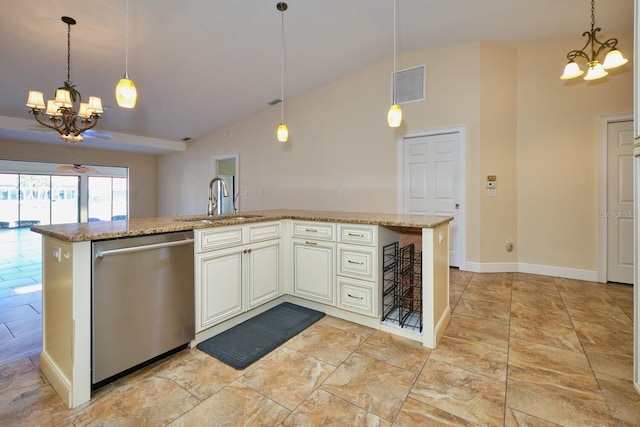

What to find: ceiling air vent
left=392, top=65, right=425, bottom=104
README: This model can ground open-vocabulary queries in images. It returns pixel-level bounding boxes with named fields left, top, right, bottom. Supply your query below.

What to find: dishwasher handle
left=95, top=238, right=194, bottom=258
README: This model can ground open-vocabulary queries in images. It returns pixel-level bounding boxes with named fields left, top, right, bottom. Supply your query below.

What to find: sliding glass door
left=88, top=176, right=128, bottom=221
left=0, top=173, right=79, bottom=228
left=0, top=163, right=128, bottom=228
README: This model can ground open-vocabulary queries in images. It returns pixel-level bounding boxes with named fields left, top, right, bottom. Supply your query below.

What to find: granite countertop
left=30, top=209, right=454, bottom=242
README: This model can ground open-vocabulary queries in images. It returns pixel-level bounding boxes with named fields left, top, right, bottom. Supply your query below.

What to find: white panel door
left=404, top=133, right=459, bottom=267
left=607, top=120, right=634, bottom=284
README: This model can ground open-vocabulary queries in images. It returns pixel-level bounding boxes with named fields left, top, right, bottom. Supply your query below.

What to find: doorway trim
left=596, top=112, right=633, bottom=283
left=396, top=125, right=467, bottom=270
left=212, top=153, right=239, bottom=210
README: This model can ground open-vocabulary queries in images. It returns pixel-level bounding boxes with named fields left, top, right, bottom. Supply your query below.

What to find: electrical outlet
left=506, top=238, right=514, bottom=252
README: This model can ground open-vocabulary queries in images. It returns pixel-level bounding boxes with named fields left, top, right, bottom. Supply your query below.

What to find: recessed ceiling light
left=181, top=137, right=191, bottom=141
left=268, top=98, right=282, bottom=106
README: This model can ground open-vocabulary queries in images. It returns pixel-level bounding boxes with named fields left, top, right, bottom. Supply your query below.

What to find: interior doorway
left=398, top=126, right=466, bottom=269
left=213, top=154, right=239, bottom=215
left=597, top=114, right=634, bottom=284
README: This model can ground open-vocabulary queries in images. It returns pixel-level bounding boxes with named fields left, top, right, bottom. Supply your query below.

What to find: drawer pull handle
left=305, top=241, right=317, bottom=246
left=305, top=228, right=318, bottom=232
left=347, top=260, right=364, bottom=265
left=347, top=232, right=365, bottom=237
left=347, top=293, right=364, bottom=300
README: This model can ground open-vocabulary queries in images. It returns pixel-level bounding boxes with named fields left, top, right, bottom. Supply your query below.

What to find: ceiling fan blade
left=84, top=129, right=112, bottom=139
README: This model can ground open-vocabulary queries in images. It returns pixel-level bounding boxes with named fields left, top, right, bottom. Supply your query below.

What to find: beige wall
left=517, top=33, right=633, bottom=273
left=0, top=139, right=159, bottom=218
left=158, top=35, right=633, bottom=273
left=479, top=44, right=518, bottom=263
left=159, top=43, right=485, bottom=261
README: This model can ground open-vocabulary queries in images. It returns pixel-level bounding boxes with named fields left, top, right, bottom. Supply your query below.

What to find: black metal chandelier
left=560, top=0, right=628, bottom=81
left=26, top=17, right=103, bottom=143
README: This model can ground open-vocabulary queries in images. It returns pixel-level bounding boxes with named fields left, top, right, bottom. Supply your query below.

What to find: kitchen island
left=31, top=209, right=452, bottom=408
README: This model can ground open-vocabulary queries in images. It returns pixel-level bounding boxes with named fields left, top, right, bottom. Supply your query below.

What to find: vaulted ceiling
left=0, top=0, right=633, bottom=153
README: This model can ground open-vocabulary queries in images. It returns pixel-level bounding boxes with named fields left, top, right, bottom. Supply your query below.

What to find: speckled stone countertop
left=30, top=209, right=453, bottom=242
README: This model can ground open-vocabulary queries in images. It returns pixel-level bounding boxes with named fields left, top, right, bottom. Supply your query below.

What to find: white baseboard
left=463, top=262, right=597, bottom=282
left=40, top=351, right=72, bottom=409
left=517, top=263, right=597, bottom=281
left=434, top=306, right=451, bottom=347
left=465, top=262, right=518, bottom=273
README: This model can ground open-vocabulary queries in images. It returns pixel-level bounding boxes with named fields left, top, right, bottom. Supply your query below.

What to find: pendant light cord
left=392, top=0, right=397, bottom=104
left=125, top=0, right=130, bottom=77
left=280, top=8, right=286, bottom=124
left=66, top=21, right=72, bottom=85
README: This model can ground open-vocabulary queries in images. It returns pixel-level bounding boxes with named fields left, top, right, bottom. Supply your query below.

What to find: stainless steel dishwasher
left=92, top=231, right=194, bottom=387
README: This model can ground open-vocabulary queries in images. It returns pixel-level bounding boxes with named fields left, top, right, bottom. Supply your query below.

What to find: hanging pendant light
left=115, top=0, right=138, bottom=108
left=387, top=0, right=402, bottom=128
left=560, top=0, right=628, bottom=81
left=276, top=2, right=289, bottom=142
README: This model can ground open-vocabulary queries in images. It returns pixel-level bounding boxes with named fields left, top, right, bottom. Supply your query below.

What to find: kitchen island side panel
left=422, top=222, right=450, bottom=348
left=40, top=237, right=91, bottom=409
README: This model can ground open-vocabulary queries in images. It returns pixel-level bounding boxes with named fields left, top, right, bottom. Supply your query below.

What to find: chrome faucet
left=207, top=177, right=229, bottom=216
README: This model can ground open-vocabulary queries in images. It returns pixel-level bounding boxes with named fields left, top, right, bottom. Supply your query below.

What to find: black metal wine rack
left=382, top=242, right=422, bottom=332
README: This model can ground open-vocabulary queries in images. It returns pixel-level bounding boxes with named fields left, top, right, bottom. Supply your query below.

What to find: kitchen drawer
left=248, top=221, right=281, bottom=242
left=337, top=244, right=375, bottom=281
left=337, top=224, right=376, bottom=246
left=337, top=277, right=377, bottom=317
left=292, top=221, right=335, bottom=241
left=196, top=226, right=244, bottom=252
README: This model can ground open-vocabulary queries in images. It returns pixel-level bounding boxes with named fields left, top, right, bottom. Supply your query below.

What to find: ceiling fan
left=26, top=126, right=113, bottom=140
left=55, top=164, right=100, bottom=173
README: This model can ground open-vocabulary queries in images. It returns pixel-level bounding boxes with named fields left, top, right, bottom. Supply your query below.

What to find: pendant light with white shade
left=560, top=0, right=628, bottom=81
left=387, top=0, right=402, bottom=128
left=115, top=0, right=138, bottom=108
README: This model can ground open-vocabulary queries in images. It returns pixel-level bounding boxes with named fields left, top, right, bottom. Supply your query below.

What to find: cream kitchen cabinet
left=195, top=222, right=281, bottom=332
left=291, top=221, right=336, bottom=305
left=196, top=244, right=244, bottom=330
left=336, top=224, right=379, bottom=317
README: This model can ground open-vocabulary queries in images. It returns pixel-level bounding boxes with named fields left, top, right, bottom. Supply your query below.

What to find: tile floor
left=0, top=228, right=42, bottom=367
left=0, top=267, right=639, bottom=426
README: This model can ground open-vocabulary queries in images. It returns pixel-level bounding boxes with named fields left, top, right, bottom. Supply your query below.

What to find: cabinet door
left=292, top=239, right=336, bottom=305
left=247, top=240, right=281, bottom=308
left=195, top=247, right=243, bottom=332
